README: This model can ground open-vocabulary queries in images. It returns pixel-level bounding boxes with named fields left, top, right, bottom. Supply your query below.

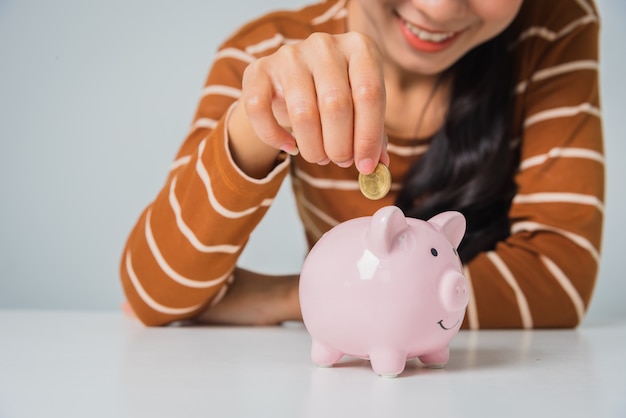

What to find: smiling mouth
left=438, top=319, right=460, bottom=330
left=396, top=14, right=458, bottom=43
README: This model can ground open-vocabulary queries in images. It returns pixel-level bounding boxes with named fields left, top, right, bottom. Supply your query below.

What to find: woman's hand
left=121, top=269, right=300, bottom=326
left=194, top=268, right=302, bottom=326
left=227, top=32, right=389, bottom=178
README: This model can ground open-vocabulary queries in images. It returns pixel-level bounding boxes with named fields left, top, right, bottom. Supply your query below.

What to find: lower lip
left=398, top=19, right=460, bottom=53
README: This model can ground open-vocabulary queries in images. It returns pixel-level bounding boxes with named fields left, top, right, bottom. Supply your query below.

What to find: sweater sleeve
left=464, top=2, right=604, bottom=329
left=119, top=42, right=290, bottom=326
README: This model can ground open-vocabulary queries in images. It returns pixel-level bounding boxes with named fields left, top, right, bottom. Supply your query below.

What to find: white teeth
left=403, top=20, right=455, bottom=43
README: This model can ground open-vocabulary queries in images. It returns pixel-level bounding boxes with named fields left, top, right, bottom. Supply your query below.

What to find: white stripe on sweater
left=524, top=103, right=601, bottom=128
left=295, top=168, right=401, bottom=192
left=311, top=0, right=347, bottom=25
left=201, top=85, right=241, bottom=99
left=511, top=221, right=600, bottom=263
left=387, top=142, right=428, bottom=157
left=195, top=140, right=272, bottom=219
left=299, top=194, right=340, bottom=228
left=190, top=118, right=218, bottom=131
left=243, top=33, right=301, bottom=55
left=574, top=0, right=596, bottom=17
left=295, top=168, right=359, bottom=190
left=215, top=47, right=256, bottom=64
left=486, top=252, right=533, bottom=329
left=213, top=1, right=347, bottom=64
left=144, top=209, right=233, bottom=288
left=515, top=60, right=598, bottom=94
left=125, top=252, right=203, bottom=315
left=540, top=255, right=586, bottom=323
left=246, top=33, right=284, bottom=55
left=520, top=147, right=604, bottom=171
left=515, top=15, right=598, bottom=44
left=513, top=192, right=604, bottom=213
left=170, top=155, right=192, bottom=172
left=169, top=176, right=241, bottom=254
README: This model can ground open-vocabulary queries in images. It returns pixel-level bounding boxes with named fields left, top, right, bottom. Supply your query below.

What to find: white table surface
left=0, top=311, right=624, bottom=418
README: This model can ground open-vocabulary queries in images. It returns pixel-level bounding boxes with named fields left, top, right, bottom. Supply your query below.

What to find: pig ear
left=428, top=211, right=466, bottom=248
left=367, top=206, right=409, bottom=256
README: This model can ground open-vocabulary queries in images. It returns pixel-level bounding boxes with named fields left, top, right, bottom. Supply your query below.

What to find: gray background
left=1, top=0, right=623, bottom=325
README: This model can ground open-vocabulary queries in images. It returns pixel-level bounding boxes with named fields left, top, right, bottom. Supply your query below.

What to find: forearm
left=464, top=5, right=605, bottom=329
left=120, top=115, right=290, bottom=326
left=464, top=229, right=600, bottom=329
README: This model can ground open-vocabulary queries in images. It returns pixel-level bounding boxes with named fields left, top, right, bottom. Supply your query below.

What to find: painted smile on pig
left=438, top=319, right=460, bottom=331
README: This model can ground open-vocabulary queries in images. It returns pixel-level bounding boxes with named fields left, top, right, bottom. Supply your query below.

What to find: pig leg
left=368, top=348, right=407, bottom=378
left=311, top=339, right=343, bottom=367
left=418, top=347, right=449, bottom=368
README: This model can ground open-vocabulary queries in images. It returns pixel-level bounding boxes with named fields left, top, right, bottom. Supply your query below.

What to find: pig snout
left=439, top=271, right=470, bottom=312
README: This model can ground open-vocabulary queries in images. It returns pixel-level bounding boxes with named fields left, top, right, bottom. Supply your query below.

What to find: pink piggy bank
left=299, top=205, right=469, bottom=377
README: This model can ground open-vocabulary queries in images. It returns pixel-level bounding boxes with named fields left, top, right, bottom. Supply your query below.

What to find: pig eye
left=430, top=248, right=438, bottom=257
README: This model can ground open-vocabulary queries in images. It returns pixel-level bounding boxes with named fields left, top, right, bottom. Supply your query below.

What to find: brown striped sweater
left=120, top=0, right=604, bottom=328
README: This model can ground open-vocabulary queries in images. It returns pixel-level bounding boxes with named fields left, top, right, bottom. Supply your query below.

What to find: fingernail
left=317, top=157, right=331, bottom=165
left=337, top=159, right=353, bottom=168
left=357, top=158, right=375, bottom=174
left=280, top=144, right=299, bottom=156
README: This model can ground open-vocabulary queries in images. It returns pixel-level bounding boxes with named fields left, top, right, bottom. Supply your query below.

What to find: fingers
left=311, top=33, right=386, bottom=173
left=121, top=301, right=137, bottom=319
left=310, top=34, right=355, bottom=167
left=279, top=44, right=326, bottom=164
left=241, top=32, right=387, bottom=173
left=241, top=61, right=298, bottom=154
left=345, top=35, right=386, bottom=173
left=278, top=35, right=357, bottom=166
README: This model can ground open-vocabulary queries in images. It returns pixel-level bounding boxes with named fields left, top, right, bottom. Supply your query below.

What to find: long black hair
left=395, top=28, right=519, bottom=264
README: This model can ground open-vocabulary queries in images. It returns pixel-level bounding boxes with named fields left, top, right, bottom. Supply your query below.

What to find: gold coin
left=358, top=163, right=391, bottom=200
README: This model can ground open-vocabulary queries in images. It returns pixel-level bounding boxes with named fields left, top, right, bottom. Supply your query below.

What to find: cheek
left=471, top=0, right=522, bottom=26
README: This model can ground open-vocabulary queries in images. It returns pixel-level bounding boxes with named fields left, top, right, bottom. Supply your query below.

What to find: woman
left=120, top=0, right=604, bottom=328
